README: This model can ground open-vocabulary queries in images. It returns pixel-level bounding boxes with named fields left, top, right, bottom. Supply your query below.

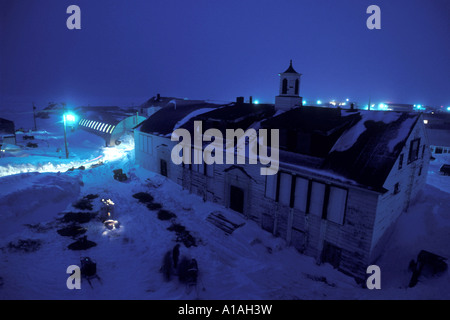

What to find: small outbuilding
left=75, top=106, right=146, bottom=147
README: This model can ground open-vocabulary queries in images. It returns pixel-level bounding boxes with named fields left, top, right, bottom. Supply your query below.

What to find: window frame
left=408, top=138, right=420, bottom=164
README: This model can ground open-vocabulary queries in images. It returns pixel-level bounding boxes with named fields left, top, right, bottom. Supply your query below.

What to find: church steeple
left=281, top=60, right=300, bottom=74
left=275, top=60, right=303, bottom=110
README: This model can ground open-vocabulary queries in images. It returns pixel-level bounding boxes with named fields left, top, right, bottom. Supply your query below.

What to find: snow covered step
left=206, top=211, right=245, bottom=235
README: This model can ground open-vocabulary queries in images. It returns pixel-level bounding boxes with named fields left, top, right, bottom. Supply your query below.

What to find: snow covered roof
left=322, top=110, right=420, bottom=191
left=262, top=107, right=421, bottom=192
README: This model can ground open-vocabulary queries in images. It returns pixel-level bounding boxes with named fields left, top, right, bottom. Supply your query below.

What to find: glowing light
left=378, top=103, right=389, bottom=111
left=65, top=114, right=76, bottom=123
left=447, top=107, right=450, bottom=111
left=317, top=100, right=322, bottom=105
left=302, top=100, right=306, bottom=105
left=101, top=135, right=134, bottom=162
left=346, top=99, right=349, bottom=102
left=254, top=100, right=259, bottom=104
left=424, top=120, right=428, bottom=125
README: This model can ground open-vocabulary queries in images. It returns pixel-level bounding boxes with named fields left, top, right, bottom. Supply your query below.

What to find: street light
left=63, top=109, right=77, bottom=159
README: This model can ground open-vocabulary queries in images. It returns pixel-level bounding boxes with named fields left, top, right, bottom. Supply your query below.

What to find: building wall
left=370, top=117, right=430, bottom=260
left=134, top=134, right=381, bottom=280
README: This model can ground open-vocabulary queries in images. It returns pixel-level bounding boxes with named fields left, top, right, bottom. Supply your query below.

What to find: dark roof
left=179, top=102, right=276, bottom=135
left=139, top=99, right=421, bottom=192
left=280, top=60, right=300, bottom=75
left=138, top=101, right=222, bottom=136
left=140, top=96, right=205, bottom=109
left=196, top=102, right=274, bottom=122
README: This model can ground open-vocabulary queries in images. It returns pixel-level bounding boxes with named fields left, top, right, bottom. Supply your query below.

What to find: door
left=229, top=185, right=244, bottom=214
left=321, top=241, right=342, bottom=269
left=160, top=159, right=167, bottom=177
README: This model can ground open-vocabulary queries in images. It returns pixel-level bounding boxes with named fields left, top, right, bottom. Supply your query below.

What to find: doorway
left=229, top=185, right=244, bottom=214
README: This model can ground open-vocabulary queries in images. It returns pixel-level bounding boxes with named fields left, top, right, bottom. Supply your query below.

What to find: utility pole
left=63, top=106, right=69, bottom=159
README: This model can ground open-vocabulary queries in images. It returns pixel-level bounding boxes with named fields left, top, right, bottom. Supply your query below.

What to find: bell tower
left=275, top=60, right=303, bottom=110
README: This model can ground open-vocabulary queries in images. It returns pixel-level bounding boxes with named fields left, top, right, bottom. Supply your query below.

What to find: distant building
left=0, top=117, right=16, bottom=147
left=138, top=94, right=210, bottom=119
left=423, top=112, right=450, bottom=154
left=75, top=106, right=146, bottom=147
left=385, top=103, right=414, bottom=112
left=134, top=61, right=430, bottom=280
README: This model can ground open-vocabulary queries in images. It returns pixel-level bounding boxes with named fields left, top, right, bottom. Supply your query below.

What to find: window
left=278, top=173, right=292, bottom=206
left=326, top=186, right=347, bottom=225
left=160, top=159, right=167, bottom=177
left=408, top=138, right=420, bottom=163
left=394, top=183, right=400, bottom=195
left=265, top=174, right=277, bottom=200
left=282, top=78, right=288, bottom=94
left=398, top=154, right=404, bottom=170
left=295, top=79, right=299, bottom=95
left=293, top=177, right=309, bottom=212
left=435, top=147, right=443, bottom=154
left=139, top=133, right=152, bottom=154
left=309, top=182, right=326, bottom=216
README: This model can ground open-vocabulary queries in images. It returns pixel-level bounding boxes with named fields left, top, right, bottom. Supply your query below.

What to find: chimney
left=156, top=93, right=160, bottom=101
left=236, top=96, right=244, bottom=104
left=350, top=103, right=354, bottom=110
left=249, top=96, right=253, bottom=104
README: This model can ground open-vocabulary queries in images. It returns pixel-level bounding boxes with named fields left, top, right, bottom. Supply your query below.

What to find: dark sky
left=1, top=0, right=449, bottom=112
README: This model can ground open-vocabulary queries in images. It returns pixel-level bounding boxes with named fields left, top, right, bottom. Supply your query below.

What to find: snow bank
left=0, top=172, right=81, bottom=233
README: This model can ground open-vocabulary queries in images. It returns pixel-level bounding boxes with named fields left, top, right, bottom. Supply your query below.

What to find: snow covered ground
left=1, top=114, right=449, bottom=300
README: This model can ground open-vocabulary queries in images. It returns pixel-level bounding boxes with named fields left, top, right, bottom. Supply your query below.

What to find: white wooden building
left=134, top=62, right=430, bottom=280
